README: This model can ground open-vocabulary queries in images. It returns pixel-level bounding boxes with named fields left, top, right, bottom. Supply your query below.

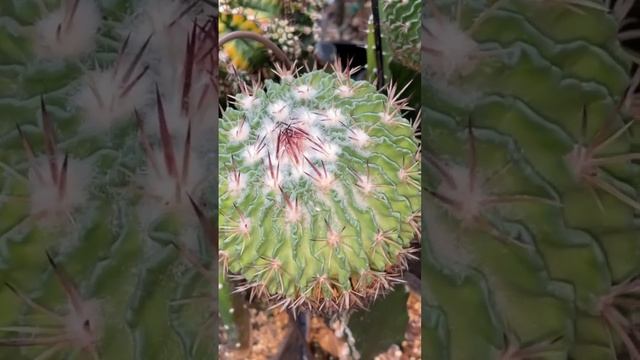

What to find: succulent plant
left=379, top=0, right=421, bottom=72
left=423, top=0, right=640, bottom=359
left=0, top=0, right=216, bottom=358
left=219, top=0, right=277, bottom=71
left=219, top=0, right=316, bottom=72
left=219, top=64, right=421, bottom=313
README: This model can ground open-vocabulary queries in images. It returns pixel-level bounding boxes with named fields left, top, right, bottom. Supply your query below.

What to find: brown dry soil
left=219, top=291, right=421, bottom=359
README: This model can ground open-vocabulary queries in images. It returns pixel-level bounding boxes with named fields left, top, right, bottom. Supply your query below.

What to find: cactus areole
left=219, top=66, right=420, bottom=312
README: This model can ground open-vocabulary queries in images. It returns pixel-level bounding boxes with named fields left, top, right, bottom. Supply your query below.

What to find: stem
left=219, top=31, right=292, bottom=68
left=370, top=0, right=385, bottom=90
left=366, top=16, right=377, bottom=83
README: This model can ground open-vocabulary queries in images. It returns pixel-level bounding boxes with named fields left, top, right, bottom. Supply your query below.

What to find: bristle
left=26, top=118, right=92, bottom=225
left=155, top=87, right=178, bottom=177
left=40, top=97, right=59, bottom=184
left=181, top=25, right=197, bottom=115
left=135, top=110, right=160, bottom=175
left=74, top=55, right=152, bottom=132
left=33, top=0, right=101, bottom=59
left=1, top=255, right=102, bottom=356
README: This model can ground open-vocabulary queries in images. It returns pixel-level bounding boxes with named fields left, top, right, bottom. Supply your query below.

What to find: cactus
left=219, top=0, right=278, bottom=71
left=423, top=0, right=640, bottom=359
left=219, top=64, right=421, bottom=313
left=218, top=0, right=320, bottom=110
left=0, top=0, right=216, bottom=358
left=379, top=0, right=421, bottom=72
left=219, top=0, right=317, bottom=72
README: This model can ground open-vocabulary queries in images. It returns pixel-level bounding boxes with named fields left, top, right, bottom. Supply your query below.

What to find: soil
left=219, top=308, right=291, bottom=360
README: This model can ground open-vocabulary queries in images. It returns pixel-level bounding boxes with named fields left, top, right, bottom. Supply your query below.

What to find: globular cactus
left=0, top=0, right=216, bottom=358
left=423, top=0, right=640, bottom=359
left=219, top=64, right=421, bottom=313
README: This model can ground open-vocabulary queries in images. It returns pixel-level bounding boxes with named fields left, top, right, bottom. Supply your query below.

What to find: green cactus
left=0, top=0, right=217, bottom=359
left=219, top=64, right=421, bottom=313
left=368, top=0, right=421, bottom=118
left=423, top=0, right=640, bottom=359
left=379, top=0, right=421, bottom=72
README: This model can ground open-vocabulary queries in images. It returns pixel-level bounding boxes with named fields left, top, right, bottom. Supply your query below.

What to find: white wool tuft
left=294, top=85, right=316, bottom=100
left=237, top=217, right=251, bottom=236
left=380, top=111, right=397, bottom=125
left=229, top=120, right=250, bottom=143
left=336, top=85, right=354, bottom=98
left=268, top=100, right=291, bottom=122
left=312, top=170, right=335, bottom=192
left=261, top=118, right=277, bottom=135
left=243, top=141, right=266, bottom=164
left=323, top=108, right=344, bottom=127
left=424, top=18, right=479, bottom=81
left=33, top=0, right=101, bottom=59
left=437, top=165, right=487, bottom=223
left=284, top=203, right=303, bottom=223
left=356, top=174, right=375, bottom=194
left=28, top=155, right=92, bottom=225
left=264, top=169, right=282, bottom=192
left=314, top=142, right=340, bottom=162
left=73, top=66, right=152, bottom=132
left=239, top=94, right=259, bottom=110
left=64, top=299, right=103, bottom=350
left=125, top=0, right=194, bottom=65
left=350, top=128, right=370, bottom=148
left=137, top=147, right=207, bottom=226
left=295, top=108, right=317, bottom=125
left=227, top=172, right=247, bottom=197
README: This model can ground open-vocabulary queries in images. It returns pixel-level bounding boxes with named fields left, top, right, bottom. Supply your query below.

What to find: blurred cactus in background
left=218, top=0, right=321, bottom=103
left=0, top=0, right=217, bottom=358
left=423, top=0, right=640, bottom=359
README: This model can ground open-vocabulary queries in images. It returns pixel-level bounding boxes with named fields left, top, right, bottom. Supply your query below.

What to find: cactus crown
left=219, top=63, right=421, bottom=312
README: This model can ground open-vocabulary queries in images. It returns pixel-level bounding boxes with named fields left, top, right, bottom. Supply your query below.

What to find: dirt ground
left=219, top=291, right=422, bottom=360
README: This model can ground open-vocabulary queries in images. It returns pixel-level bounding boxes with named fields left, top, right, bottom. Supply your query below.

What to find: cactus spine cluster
left=423, top=0, right=640, bottom=359
left=219, top=64, right=421, bottom=313
left=0, top=0, right=216, bottom=358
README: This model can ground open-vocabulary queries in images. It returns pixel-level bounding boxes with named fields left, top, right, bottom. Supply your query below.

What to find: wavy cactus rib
left=0, top=0, right=217, bottom=359
left=379, top=0, right=421, bottom=71
left=219, top=64, right=421, bottom=313
left=423, top=0, right=640, bottom=359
